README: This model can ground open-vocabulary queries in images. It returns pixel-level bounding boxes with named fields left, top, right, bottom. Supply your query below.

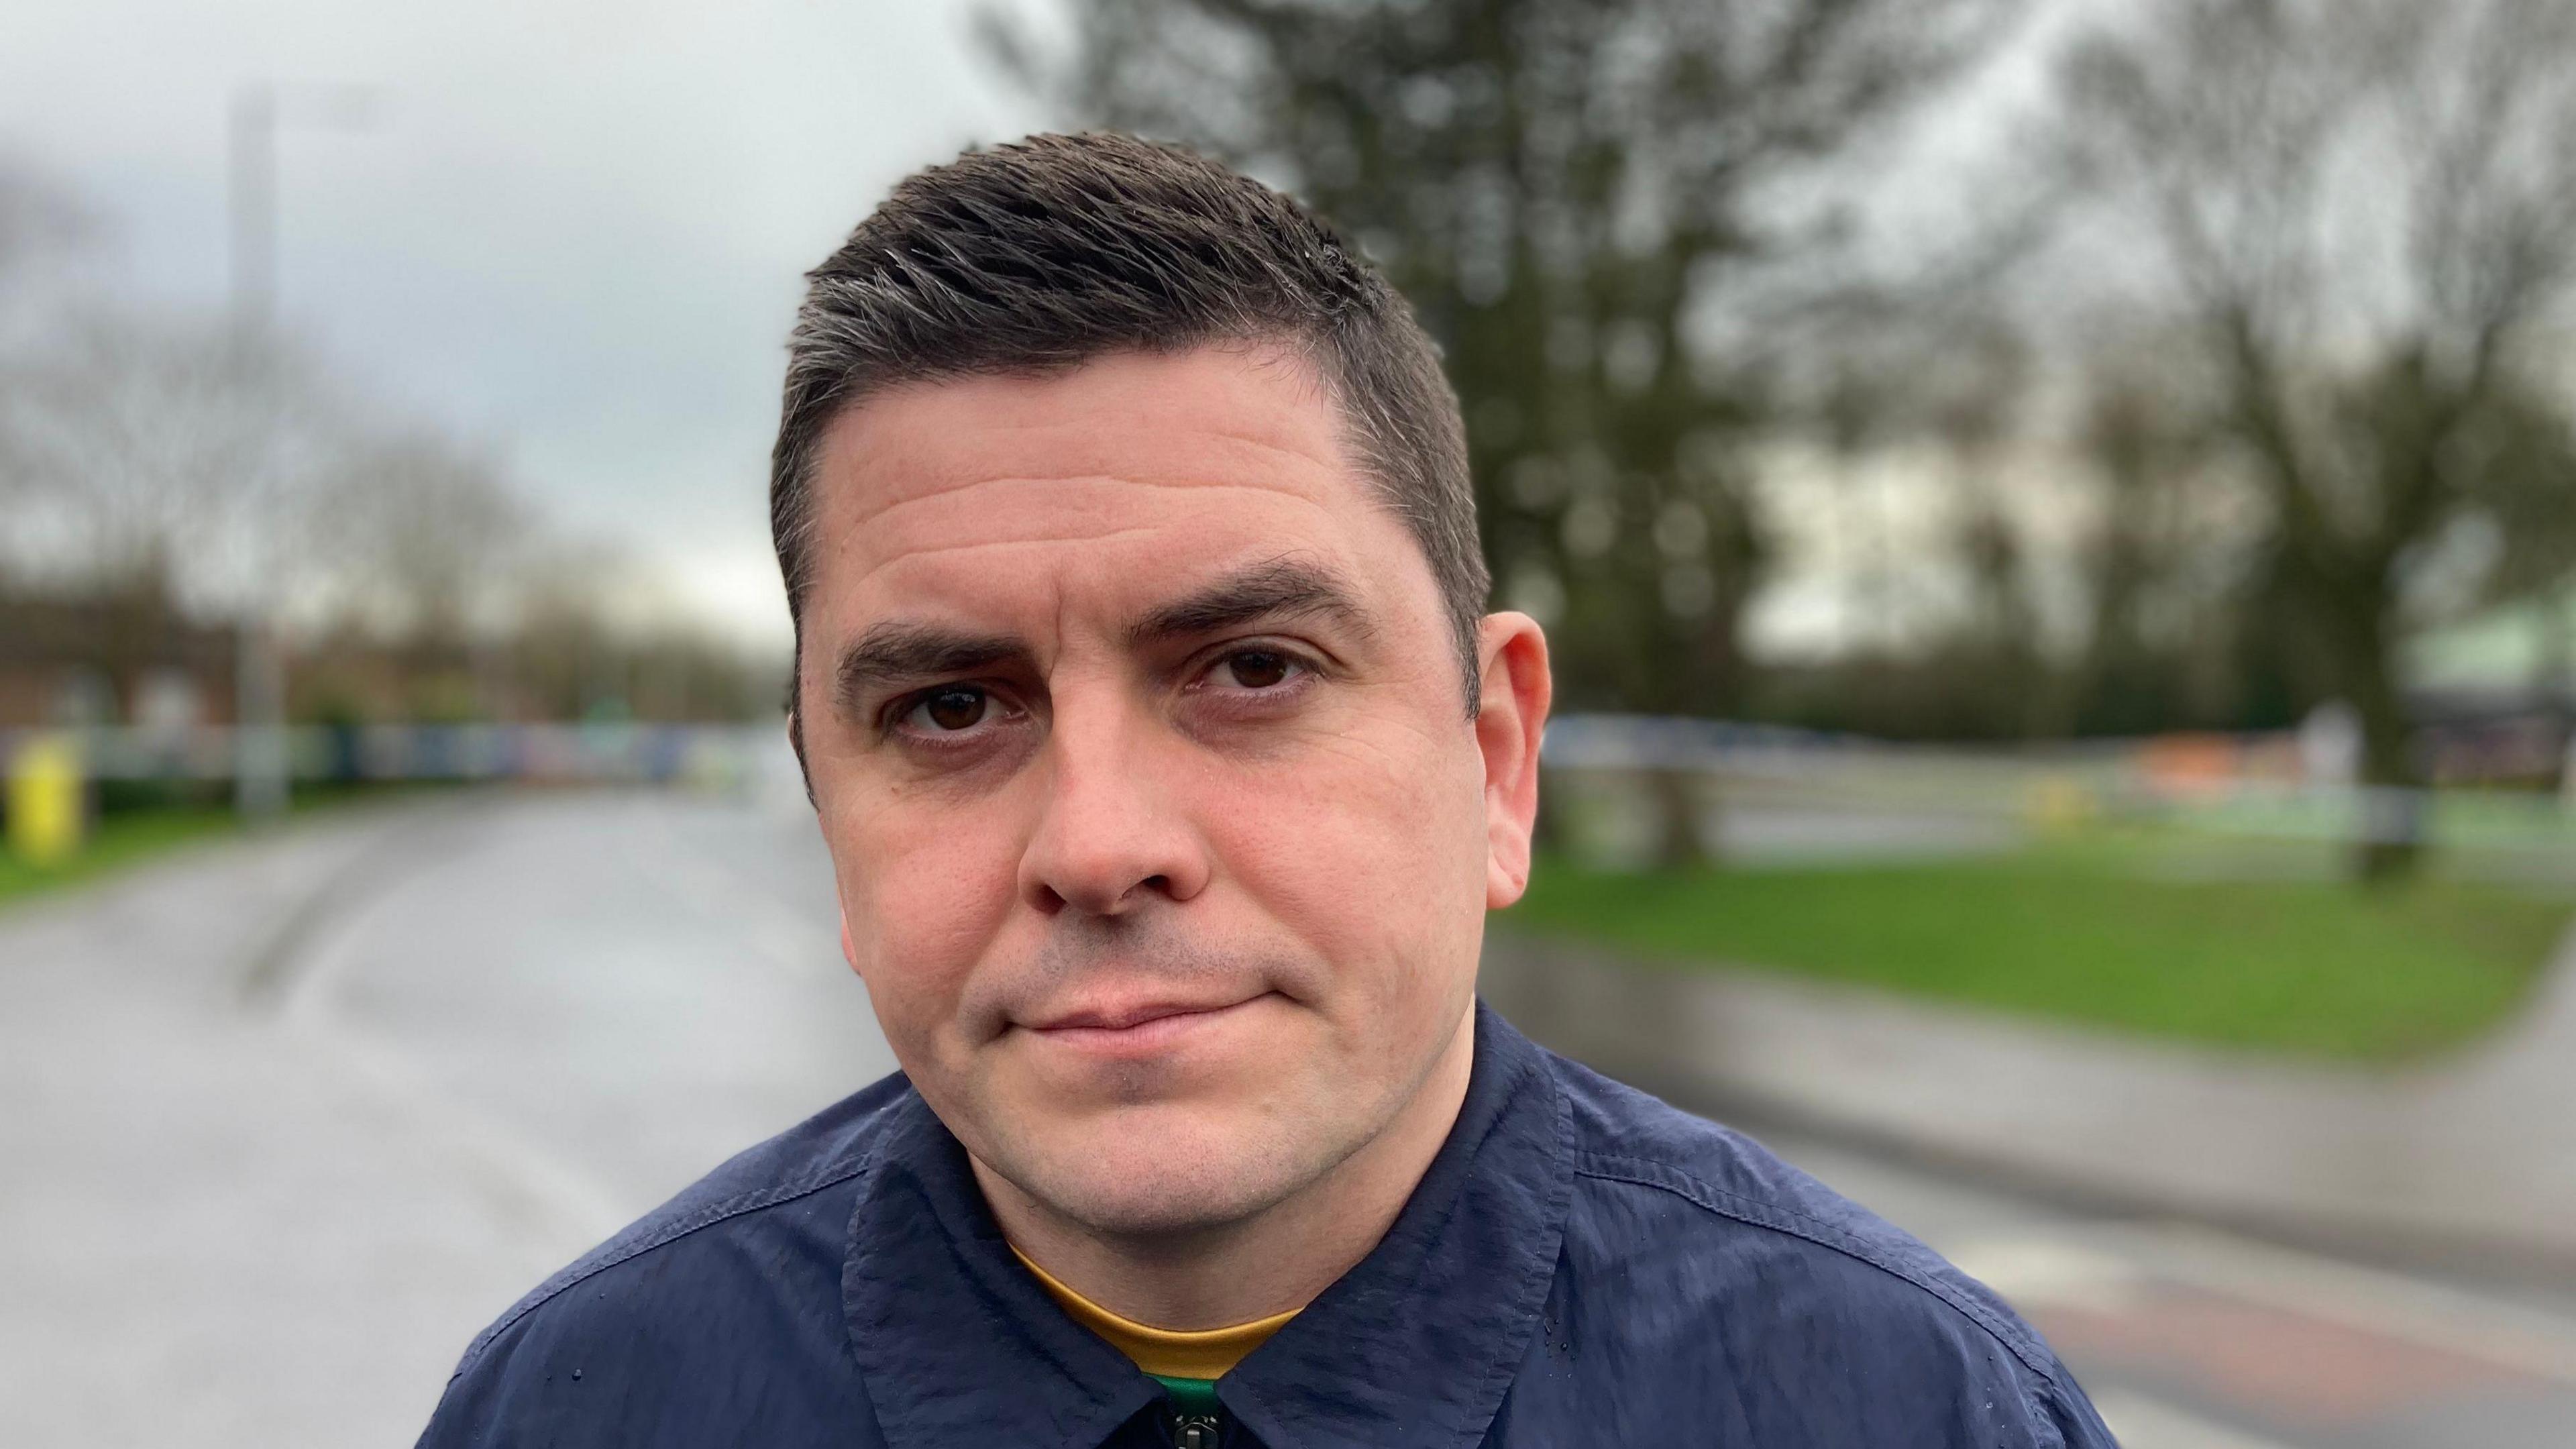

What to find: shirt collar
left=841, top=1002, right=1576, bottom=1449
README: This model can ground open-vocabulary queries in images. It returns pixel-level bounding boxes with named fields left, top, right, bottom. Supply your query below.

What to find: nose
left=1016, top=698, right=1212, bottom=918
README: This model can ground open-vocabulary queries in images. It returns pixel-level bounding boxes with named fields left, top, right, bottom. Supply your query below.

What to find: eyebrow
left=1125, top=557, right=1377, bottom=651
left=831, top=623, right=1027, bottom=709
left=830, top=558, right=1375, bottom=711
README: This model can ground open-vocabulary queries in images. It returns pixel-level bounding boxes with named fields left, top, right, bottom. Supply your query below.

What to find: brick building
left=0, top=588, right=238, bottom=730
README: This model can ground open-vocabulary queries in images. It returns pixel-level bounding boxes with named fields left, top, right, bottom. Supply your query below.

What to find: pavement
left=1482, top=904, right=2576, bottom=1266
left=5, top=788, right=2576, bottom=1446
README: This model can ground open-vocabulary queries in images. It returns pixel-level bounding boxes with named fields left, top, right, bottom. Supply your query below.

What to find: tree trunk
left=2334, top=600, right=2424, bottom=885
left=1648, top=765, right=1708, bottom=871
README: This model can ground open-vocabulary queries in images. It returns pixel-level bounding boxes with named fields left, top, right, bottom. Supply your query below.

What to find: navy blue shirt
left=420, top=1003, right=2115, bottom=1447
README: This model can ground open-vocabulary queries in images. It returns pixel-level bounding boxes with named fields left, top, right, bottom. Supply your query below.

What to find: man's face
left=796, top=344, right=1537, bottom=1236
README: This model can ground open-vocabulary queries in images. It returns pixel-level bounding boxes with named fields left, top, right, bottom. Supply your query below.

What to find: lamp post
left=225, top=80, right=374, bottom=821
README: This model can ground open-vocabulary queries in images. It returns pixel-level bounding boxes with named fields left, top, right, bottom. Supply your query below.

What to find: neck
left=974, top=1005, right=1478, bottom=1330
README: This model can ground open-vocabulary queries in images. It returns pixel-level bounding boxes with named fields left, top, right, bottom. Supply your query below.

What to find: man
left=420, top=133, right=2114, bottom=1448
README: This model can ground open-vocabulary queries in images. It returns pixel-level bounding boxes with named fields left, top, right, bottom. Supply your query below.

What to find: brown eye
left=914, top=686, right=988, bottom=732
left=1223, top=650, right=1291, bottom=689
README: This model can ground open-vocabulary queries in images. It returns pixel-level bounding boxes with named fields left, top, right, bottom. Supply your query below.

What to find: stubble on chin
left=970, top=1095, right=1318, bottom=1240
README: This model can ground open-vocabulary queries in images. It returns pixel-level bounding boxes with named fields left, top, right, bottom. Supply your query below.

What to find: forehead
left=804, top=345, right=1424, bottom=633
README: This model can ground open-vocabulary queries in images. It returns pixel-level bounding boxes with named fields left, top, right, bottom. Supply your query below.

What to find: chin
left=995, top=1102, right=1325, bottom=1238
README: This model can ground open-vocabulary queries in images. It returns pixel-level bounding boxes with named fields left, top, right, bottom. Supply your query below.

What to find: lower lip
left=1026, top=997, right=1263, bottom=1058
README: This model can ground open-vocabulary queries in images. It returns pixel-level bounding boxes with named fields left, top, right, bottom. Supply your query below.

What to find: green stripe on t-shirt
left=1151, top=1374, right=1222, bottom=1416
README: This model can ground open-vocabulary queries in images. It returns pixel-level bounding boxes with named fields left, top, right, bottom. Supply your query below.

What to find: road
left=5, top=788, right=2575, bottom=1446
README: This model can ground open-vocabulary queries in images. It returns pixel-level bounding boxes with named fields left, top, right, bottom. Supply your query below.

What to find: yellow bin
left=7, top=733, right=85, bottom=867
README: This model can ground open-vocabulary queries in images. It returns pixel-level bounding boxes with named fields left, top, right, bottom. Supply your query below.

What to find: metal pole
left=228, top=83, right=288, bottom=821
left=224, top=80, right=376, bottom=822
left=227, top=85, right=276, bottom=337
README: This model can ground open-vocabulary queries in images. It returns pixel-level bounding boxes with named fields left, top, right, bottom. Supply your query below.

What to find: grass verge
left=1503, top=839, right=2576, bottom=1063
left=0, top=808, right=242, bottom=908
left=0, top=780, right=474, bottom=912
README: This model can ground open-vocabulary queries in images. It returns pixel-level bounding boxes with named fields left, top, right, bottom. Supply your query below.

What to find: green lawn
left=0, top=807, right=242, bottom=908
left=0, top=780, right=494, bottom=913
left=1503, top=839, right=2576, bottom=1063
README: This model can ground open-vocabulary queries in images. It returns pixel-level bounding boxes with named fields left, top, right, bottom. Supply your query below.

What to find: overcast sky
left=1, top=0, right=1055, bottom=649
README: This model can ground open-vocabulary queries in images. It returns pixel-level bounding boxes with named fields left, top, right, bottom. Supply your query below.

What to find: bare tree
left=0, top=307, right=344, bottom=612
left=319, top=429, right=531, bottom=646
left=2041, top=0, right=2576, bottom=878
left=0, top=158, right=89, bottom=299
left=0, top=161, right=96, bottom=523
left=2046, top=329, right=2303, bottom=738
left=0, top=170, right=775, bottom=735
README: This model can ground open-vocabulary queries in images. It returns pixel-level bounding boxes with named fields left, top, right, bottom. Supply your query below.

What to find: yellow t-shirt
left=1008, top=1243, right=1298, bottom=1382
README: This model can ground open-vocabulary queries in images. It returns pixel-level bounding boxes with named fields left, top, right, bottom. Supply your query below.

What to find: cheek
left=830, top=792, right=1022, bottom=1043
left=1208, top=721, right=1489, bottom=991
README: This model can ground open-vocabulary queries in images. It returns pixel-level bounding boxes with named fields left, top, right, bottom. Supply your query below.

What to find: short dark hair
left=770, top=131, right=1487, bottom=746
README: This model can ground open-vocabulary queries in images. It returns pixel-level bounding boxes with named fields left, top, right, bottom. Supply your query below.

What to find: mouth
left=1018, top=992, right=1271, bottom=1057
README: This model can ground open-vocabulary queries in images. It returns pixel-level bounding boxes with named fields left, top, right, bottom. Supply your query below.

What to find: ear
left=1472, top=611, right=1552, bottom=910
left=786, top=707, right=818, bottom=810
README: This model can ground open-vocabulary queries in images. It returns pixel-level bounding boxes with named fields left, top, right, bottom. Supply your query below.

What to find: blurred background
left=5, top=1, right=2575, bottom=1446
